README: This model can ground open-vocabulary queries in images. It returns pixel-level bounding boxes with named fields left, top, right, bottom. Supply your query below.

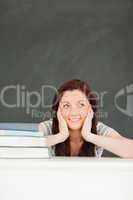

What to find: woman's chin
left=67, top=123, right=82, bottom=131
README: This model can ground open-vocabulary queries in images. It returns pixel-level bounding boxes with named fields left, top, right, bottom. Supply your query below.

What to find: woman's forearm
left=46, top=133, right=67, bottom=147
left=38, top=123, right=67, bottom=147
left=85, top=133, right=133, bottom=158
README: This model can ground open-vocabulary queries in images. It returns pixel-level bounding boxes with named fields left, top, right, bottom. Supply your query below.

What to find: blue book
left=0, top=130, right=43, bottom=137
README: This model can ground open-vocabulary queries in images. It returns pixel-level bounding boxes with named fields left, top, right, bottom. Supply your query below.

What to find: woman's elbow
left=120, top=152, right=133, bottom=159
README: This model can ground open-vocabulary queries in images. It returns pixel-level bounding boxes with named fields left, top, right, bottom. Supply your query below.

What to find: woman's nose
left=69, top=108, right=79, bottom=116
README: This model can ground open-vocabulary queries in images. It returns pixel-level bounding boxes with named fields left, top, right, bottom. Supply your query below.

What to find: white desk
left=0, top=157, right=133, bottom=200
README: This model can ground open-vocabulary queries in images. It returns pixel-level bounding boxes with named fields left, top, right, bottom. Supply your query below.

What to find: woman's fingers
left=57, top=107, right=62, bottom=121
left=57, top=107, right=64, bottom=122
left=87, top=107, right=94, bottom=120
left=57, top=107, right=69, bottom=139
left=57, top=107, right=60, bottom=120
left=82, top=108, right=94, bottom=134
left=85, top=108, right=94, bottom=122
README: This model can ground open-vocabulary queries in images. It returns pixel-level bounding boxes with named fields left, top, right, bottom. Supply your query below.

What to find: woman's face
left=59, top=89, right=92, bottom=130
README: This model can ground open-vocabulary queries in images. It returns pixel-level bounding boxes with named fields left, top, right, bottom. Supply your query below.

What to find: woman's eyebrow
left=77, top=100, right=88, bottom=104
left=60, top=99, right=87, bottom=103
left=60, top=101, right=70, bottom=104
left=78, top=100, right=87, bottom=102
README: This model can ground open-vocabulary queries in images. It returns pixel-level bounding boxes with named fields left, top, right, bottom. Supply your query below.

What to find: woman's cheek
left=61, top=109, right=69, bottom=119
left=80, top=108, right=88, bottom=118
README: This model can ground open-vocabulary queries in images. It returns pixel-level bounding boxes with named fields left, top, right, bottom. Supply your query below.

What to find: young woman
left=39, top=79, right=133, bottom=158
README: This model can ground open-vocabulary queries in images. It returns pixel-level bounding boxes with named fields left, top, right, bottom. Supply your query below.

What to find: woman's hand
left=57, top=107, right=69, bottom=141
left=81, top=108, right=94, bottom=141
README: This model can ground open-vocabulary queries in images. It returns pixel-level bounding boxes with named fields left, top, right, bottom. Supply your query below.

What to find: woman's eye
left=63, top=104, right=70, bottom=109
left=79, top=103, right=85, bottom=107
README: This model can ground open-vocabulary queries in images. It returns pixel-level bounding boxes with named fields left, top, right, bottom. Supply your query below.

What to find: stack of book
left=0, top=130, right=50, bottom=158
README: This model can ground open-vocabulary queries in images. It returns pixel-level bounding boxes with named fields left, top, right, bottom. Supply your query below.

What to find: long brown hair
left=51, top=79, right=98, bottom=156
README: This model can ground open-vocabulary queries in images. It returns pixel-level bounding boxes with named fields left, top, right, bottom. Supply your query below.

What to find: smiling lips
left=69, top=118, right=81, bottom=123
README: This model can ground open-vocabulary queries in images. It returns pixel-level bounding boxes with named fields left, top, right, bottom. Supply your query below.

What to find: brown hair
left=51, top=79, right=98, bottom=156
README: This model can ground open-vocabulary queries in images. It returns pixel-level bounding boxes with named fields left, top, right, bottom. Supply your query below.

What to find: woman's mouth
left=69, top=118, right=81, bottom=123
